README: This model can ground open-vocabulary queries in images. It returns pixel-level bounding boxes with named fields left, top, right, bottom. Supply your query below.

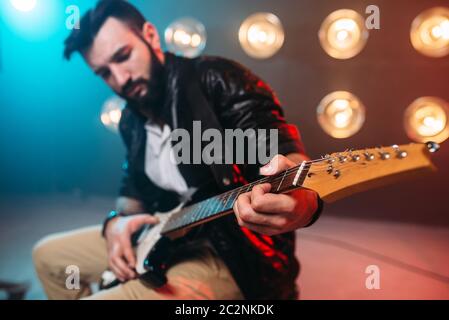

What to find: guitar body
left=99, top=207, right=183, bottom=290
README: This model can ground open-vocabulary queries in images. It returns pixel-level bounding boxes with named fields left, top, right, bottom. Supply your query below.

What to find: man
left=33, top=0, right=322, bottom=300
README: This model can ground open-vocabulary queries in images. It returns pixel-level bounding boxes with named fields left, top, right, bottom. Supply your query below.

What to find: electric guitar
left=100, top=141, right=440, bottom=289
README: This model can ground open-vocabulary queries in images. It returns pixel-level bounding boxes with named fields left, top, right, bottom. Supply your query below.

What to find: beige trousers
left=32, top=225, right=244, bottom=300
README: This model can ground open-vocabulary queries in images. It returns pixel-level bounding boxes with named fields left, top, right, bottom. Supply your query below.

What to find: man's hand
left=104, top=214, right=159, bottom=282
left=233, top=154, right=319, bottom=236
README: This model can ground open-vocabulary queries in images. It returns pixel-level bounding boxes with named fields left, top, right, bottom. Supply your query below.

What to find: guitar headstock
left=301, top=142, right=439, bottom=203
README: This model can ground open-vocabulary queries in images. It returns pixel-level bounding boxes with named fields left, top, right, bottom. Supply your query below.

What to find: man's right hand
left=104, top=214, right=159, bottom=282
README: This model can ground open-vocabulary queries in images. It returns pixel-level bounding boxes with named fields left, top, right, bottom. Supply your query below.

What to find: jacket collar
left=159, top=51, right=195, bottom=129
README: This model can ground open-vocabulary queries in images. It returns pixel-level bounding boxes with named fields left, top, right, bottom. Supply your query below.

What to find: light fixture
left=10, top=0, right=36, bottom=12
left=410, top=7, right=449, bottom=58
left=2, top=0, right=61, bottom=40
left=239, top=12, right=285, bottom=59
left=319, top=9, right=369, bottom=59
left=101, top=96, right=126, bottom=133
left=404, top=97, right=449, bottom=143
left=317, top=91, right=366, bottom=138
left=164, top=17, right=206, bottom=58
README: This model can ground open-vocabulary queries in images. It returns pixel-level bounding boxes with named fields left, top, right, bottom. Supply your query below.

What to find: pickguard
left=134, top=205, right=182, bottom=274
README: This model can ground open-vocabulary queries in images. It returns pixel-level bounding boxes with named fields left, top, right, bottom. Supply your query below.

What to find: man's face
left=84, top=17, right=165, bottom=110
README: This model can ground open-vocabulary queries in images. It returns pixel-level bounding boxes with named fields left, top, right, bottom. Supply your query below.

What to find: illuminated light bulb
left=10, top=0, right=36, bottom=12
left=442, top=21, right=449, bottom=38
left=411, top=7, right=449, bottom=58
left=404, top=97, right=449, bottom=143
left=319, top=9, right=369, bottom=59
left=317, top=91, right=366, bottom=139
left=181, top=33, right=191, bottom=45
left=173, top=30, right=186, bottom=44
left=421, top=116, right=444, bottom=134
left=432, top=25, right=442, bottom=39
left=334, top=108, right=354, bottom=129
left=257, top=30, right=268, bottom=42
left=335, top=18, right=357, bottom=30
left=247, top=26, right=274, bottom=46
left=101, top=114, right=111, bottom=126
left=165, top=17, right=206, bottom=58
left=336, top=30, right=349, bottom=41
left=108, top=109, right=122, bottom=124
left=239, top=12, right=285, bottom=59
left=439, top=20, right=449, bottom=39
left=191, top=34, right=201, bottom=47
left=101, top=96, right=126, bottom=133
left=334, top=99, right=350, bottom=109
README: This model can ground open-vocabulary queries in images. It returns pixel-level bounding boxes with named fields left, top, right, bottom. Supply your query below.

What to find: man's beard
left=118, top=43, right=166, bottom=118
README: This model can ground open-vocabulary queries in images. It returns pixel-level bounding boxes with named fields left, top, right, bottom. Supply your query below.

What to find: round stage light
left=239, top=12, right=285, bottom=59
left=101, top=96, right=126, bottom=133
left=319, top=9, right=369, bottom=60
left=164, top=17, right=206, bottom=58
left=2, top=0, right=61, bottom=40
left=10, top=0, right=36, bottom=12
left=411, top=7, right=449, bottom=58
left=317, top=91, right=366, bottom=138
left=404, top=97, right=449, bottom=143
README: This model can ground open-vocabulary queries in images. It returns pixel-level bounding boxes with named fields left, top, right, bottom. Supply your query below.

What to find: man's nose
left=110, top=64, right=130, bottom=88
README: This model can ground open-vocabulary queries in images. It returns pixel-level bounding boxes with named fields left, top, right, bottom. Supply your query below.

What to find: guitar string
left=165, top=158, right=372, bottom=229
left=242, top=151, right=383, bottom=186
left=222, top=155, right=373, bottom=196
left=214, top=150, right=381, bottom=195
left=165, top=154, right=387, bottom=230
left=190, top=146, right=402, bottom=205
left=165, top=163, right=318, bottom=230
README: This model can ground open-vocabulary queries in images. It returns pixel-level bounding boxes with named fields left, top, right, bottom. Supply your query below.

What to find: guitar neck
left=161, top=142, right=438, bottom=236
left=161, top=161, right=312, bottom=235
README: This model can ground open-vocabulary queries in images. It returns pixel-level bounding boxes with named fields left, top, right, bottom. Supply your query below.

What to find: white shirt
left=144, top=120, right=189, bottom=195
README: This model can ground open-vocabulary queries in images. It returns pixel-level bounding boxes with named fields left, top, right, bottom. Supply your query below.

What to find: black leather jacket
left=117, top=52, right=306, bottom=299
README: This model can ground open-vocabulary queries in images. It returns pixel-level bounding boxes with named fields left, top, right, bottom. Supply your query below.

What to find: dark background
left=0, top=0, right=448, bottom=225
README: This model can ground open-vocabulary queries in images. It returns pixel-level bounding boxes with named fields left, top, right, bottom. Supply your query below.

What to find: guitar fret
left=197, top=202, right=207, bottom=220
left=222, top=191, right=234, bottom=210
left=293, top=161, right=306, bottom=186
left=227, top=191, right=238, bottom=208
left=208, top=197, right=220, bottom=218
left=218, top=194, right=229, bottom=212
left=297, top=164, right=311, bottom=186
left=216, top=196, right=224, bottom=213
left=201, top=198, right=212, bottom=219
left=276, top=170, right=288, bottom=192
left=190, top=205, right=199, bottom=222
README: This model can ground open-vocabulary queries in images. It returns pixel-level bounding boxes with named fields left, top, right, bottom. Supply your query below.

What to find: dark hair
left=63, top=0, right=146, bottom=60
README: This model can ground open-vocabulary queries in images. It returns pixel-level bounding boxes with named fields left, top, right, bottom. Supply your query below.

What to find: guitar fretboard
left=161, top=161, right=312, bottom=235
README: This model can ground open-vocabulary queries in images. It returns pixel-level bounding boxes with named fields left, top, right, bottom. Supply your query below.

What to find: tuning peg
left=374, top=146, right=390, bottom=160
left=333, top=169, right=341, bottom=179
left=379, top=152, right=391, bottom=160
left=363, top=151, right=375, bottom=161
left=392, top=145, right=408, bottom=159
left=426, top=141, right=440, bottom=153
left=351, top=154, right=361, bottom=162
left=338, top=155, right=348, bottom=163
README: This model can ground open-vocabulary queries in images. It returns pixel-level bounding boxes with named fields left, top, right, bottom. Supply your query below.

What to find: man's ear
left=142, top=22, right=163, bottom=57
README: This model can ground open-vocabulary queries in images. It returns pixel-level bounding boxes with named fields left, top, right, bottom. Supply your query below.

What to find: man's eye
left=116, top=52, right=130, bottom=63
left=100, top=70, right=111, bottom=79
